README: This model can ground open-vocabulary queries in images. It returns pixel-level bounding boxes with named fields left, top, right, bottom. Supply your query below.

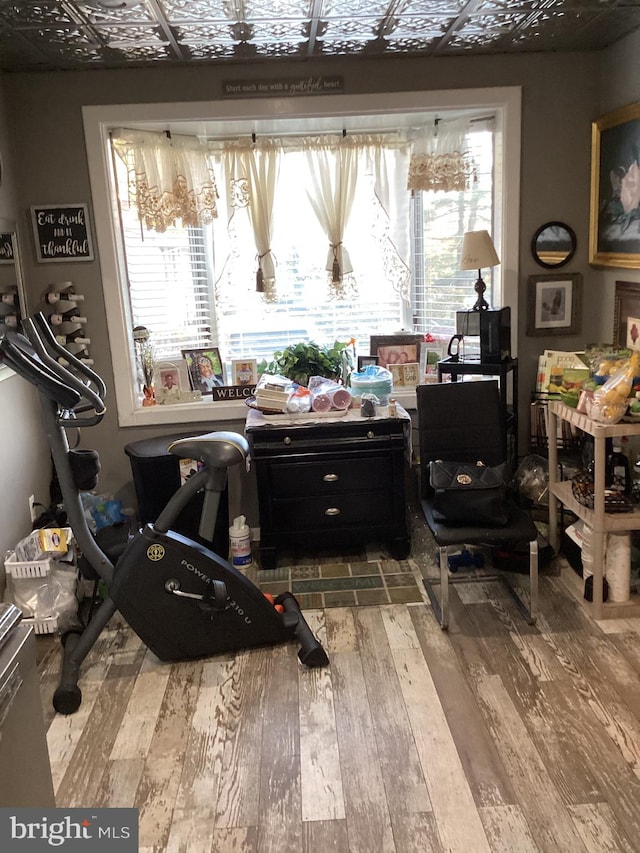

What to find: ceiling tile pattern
left=0, top=0, right=639, bottom=72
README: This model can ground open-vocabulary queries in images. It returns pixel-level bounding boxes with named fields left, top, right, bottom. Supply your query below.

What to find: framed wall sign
left=589, top=102, right=640, bottom=268
left=31, top=203, right=94, bottom=262
left=526, top=273, right=582, bottom=336
left=0, top=232, right=14, bottom=264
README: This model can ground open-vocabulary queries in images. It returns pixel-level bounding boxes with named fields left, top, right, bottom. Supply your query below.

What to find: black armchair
left=417, top=380, right=538, bottom=629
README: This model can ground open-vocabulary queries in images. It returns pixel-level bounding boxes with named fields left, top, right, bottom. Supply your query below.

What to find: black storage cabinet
left=125, top=432, right=229, bottom=556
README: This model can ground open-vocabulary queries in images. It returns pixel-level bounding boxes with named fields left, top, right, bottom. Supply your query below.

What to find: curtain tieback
left=256, top=250, right=275, bottom=292
left=330, top=242, right=342, bottom=283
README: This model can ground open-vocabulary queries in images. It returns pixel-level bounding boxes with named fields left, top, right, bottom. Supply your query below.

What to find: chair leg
left=529, top=537, right=539, bottom=625
left=500, top=538, right=538, bottom=625
left=422, top=545, right=451, bottom=630
left=440, top=546, right=449, bottom=629
left=423, top=540, right=539, bottom=630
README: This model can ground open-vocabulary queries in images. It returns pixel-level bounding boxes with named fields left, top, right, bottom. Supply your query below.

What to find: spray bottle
left=229, top=515, right=252, bottom=568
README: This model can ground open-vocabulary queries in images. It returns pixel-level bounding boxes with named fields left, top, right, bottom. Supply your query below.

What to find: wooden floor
left=36, top=519, right=640, bottom=852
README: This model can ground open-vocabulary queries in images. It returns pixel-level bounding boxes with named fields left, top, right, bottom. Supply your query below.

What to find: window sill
left=120, top=397, right=250, bottom=427
left=119, top=388, right=418, bottom=427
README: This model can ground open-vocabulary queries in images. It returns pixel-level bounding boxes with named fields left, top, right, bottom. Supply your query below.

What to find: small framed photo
left=159, top=365, right=182, bottom=392
left=613, top=280, right=640, bottom=347
left=390, top=362, right=420, bottom=387
left=370, top=334, right=422, bottom=369
left=526, top=273, right=582, bottom=336
left=419, top=340, right=445, bottom=382
left=357, top=355, right=378, bottom=371
left=231, top=358, right=257, bottom=387
left=182, top=347, right=225, bottom=394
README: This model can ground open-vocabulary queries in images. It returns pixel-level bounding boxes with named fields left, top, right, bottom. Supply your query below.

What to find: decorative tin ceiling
left=1, top=0, right=639, bottom=72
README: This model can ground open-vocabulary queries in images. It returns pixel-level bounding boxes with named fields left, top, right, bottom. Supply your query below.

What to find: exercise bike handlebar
left=24, top=313, right=107, bottom=419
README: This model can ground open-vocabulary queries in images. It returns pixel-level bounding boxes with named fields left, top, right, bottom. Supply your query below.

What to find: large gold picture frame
left=589, top=102, right=640, bottom=269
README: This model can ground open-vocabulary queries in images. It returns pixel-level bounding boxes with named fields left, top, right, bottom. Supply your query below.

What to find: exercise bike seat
left=167, top=431, right=249, bottom=470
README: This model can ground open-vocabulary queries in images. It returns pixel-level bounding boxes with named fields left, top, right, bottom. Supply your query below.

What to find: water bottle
left=606, top=444, right=631, bottom=494
left=229, top=515, right=252, bottom=568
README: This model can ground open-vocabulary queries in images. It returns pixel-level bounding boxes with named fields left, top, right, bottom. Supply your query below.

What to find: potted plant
left=260, top=340, right=350, bottom=387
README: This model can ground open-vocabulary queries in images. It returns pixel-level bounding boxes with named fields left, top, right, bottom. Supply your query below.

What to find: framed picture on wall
left=613, top=280, right=640, bottom=347
left=526, top=273, right=582, bottom=336
left=589, top=102, right=640, bottom=268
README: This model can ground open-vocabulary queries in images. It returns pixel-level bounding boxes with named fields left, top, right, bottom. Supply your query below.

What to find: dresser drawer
left=269, top=455, right=392, bottom=498
left=271, top=491, right=391, bottom=531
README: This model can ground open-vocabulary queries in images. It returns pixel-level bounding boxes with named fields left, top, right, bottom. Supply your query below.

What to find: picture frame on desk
left=526, top=273, right=582, bottom=336
left=357, top=355, right=378, bottom=371
left=370, top=334, right=422, bottom=368
left=231, top=358, right=258, bottom=387
left=589, top=102, right=640, bottom=269
left=182, top=347, right=225, bottom=395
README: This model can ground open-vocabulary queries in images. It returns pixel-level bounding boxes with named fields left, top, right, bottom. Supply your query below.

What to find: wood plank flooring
left=37, top=542, right=640, bottom=851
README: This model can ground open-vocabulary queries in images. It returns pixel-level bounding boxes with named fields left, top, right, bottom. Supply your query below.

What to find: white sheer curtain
left=407, top=118, right=476, bottom=193
left=111, top=128, right=218, bottom=232
left=369, top=143, right=412, bottom=300
left=224, top=140, right=280, bottom=302
left=303, top=137, right=359, bottom=299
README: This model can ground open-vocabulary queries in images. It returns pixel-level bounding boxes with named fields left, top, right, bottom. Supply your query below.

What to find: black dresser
left=246, top=408, right=411, bottom=569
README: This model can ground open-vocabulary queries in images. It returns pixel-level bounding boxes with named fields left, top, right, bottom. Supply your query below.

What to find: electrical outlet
left=28, top=494, right=37, bottom=524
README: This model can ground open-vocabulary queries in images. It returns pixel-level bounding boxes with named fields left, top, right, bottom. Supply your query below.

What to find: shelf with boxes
left=42, top=281, right=92, bottom=365
left=548, top=400, right=640, bottom=620
left=4, top=528, right=78, bottom=634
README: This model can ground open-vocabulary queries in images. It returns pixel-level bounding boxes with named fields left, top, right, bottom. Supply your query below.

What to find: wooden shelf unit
left=547, top=400, right=640, bottom=619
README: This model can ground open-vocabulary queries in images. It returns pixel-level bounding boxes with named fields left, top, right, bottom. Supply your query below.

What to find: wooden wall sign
left=223, top=75, right=343, bottom=99
left=0, top=232, right=14, bottom=264
left=31, top=203, right=94, bottom=262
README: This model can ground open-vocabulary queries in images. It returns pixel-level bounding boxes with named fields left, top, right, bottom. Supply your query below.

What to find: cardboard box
left=536, top=350, right=590, bottom=397
left=13, top=528, right=69, bottom=563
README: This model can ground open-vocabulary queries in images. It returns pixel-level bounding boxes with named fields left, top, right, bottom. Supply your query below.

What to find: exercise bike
left=0, top=313, right=329, bottom=715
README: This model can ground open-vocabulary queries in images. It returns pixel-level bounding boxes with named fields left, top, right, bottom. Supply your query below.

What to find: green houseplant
left=260, top=340, right=348, bottom=387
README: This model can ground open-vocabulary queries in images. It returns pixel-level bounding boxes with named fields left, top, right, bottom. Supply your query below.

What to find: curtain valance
left=407, top=118, right=476, bottom=193
left=111, top=129, right=218, bottom=233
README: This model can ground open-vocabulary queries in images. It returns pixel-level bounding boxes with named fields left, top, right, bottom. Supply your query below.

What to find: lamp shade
left=459, top=230, right=500, bottom=270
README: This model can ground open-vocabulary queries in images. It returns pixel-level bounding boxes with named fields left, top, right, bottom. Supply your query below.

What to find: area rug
left=250, top=557, right=427, bottom=610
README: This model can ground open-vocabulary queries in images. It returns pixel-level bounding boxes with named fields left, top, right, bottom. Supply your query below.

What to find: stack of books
left=255, top=375, right=293, bottom=413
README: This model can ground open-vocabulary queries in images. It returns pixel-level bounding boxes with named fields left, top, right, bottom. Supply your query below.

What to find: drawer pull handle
left=323, top=473, right=339, bottom=482
left=283, top=436, right=292, bottom=445
left=325, top=507, right=341, bottom=516
left=367, top=430, right=375, bottom=439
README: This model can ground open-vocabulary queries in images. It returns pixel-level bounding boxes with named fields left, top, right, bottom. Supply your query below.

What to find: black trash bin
left=124, top=432, right=229, bottom=557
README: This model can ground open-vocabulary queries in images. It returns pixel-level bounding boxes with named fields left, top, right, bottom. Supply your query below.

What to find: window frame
left=83, top=87, right=521, bottom=427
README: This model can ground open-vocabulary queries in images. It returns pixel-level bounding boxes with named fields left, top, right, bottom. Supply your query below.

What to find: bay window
left=83, top=88, right=521, bottom=426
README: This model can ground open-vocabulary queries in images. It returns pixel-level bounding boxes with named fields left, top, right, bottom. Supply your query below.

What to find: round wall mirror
left=531, top=221, right=576, bottom=269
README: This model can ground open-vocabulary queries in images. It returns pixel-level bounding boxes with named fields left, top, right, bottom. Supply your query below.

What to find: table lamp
left=459, top=230, right=500, bottom=311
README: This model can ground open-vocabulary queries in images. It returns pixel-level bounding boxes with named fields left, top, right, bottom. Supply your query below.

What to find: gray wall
left=0, top=41, right=637, bottom=535
left=589, top=29, right=640, bottom=343
left=0, top=77, right=54, bottom=596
